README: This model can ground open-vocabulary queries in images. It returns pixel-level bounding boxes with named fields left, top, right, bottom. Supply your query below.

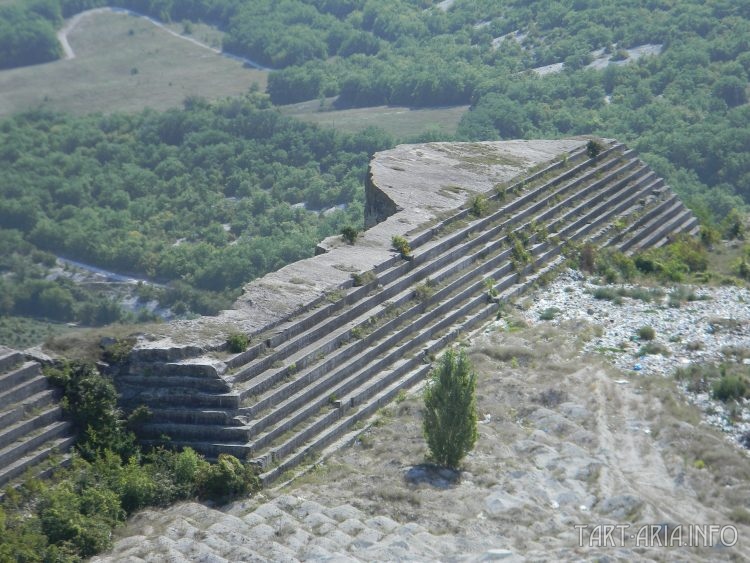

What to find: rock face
left=113, top=139, right=699, bottom=482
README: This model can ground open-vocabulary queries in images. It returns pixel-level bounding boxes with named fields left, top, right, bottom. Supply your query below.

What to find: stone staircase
left=116, top=140, right=698, bottom=484
left=0, top=347, right=75, bottom=489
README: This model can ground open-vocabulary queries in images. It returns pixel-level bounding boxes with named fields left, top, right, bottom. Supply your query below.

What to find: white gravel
left=523, top=269, right=750, bottom=444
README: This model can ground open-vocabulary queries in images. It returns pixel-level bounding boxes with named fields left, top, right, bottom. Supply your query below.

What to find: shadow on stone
left=404, top=463, right=460, bottom=489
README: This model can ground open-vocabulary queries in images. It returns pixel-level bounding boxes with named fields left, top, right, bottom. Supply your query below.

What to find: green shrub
left=674, top=363, right=713, bottom=394
left=39, top=482, right=120, bottom=558
left=198, top=454, right=260, bottom=501
left=484, top=277, right=498, bottom=298
left=511, top=239, right=531, bottom=265
left=712, top=375, right=748, bottom=402
left=700, top=225, right=720, bottom=246
left=101, top=337, right=135, bottom=364
left=637, top=325, right=655, bottom=340
left=351, top=270, right=376, bottom=286
left=392, top=235, right=411, bottom=257
left=634, top=235, right=708, bottom=282
left=44, top=361, right=134, bottom=459
left=341, top=226, right=359, bottom=244
left=734, top=259, right=750, bottom=281
left=469, top=194, right=489, bottom=217
left=593, top=287, right=617, bottom=301
left=579, top=242, right=597, bottom=272
left=226, top=332, right=248, bottom=353
left=539, top=307, right=560, bottom=321
left=586, top=139, right=604, bottom=158
left=721, top=208, right=746, bottom=240
left=638, top=342, right=670, bottom=356
left=414, top=282, right=434, bottom=301
left=423, top=349, right=478, bottom=469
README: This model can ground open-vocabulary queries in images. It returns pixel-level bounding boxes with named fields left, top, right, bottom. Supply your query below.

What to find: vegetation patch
left=0, top=361, right=260, bottom=561
left=423, top=349, right=478, bottom=470
left=391, top=235, right=411, bottom=258
left=226, top=332, right=249, bottom=354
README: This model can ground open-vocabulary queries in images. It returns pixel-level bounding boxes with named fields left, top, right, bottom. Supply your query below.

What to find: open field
left=0, top=10, right=267, bottom=117
left=279, top=99, right=469, bottom=139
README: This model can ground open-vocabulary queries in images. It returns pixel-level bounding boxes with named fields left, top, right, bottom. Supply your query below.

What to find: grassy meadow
left=0, top=10, right=267, bottom=117
left=279, top=99, right=469, bottom=138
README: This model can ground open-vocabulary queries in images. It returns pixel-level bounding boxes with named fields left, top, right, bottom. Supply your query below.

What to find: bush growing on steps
left=44, top=361, right=138, bottom=460
left=0, top=362, right=263, bottom=561
left=633, top=234, right=708, bottom=282
left=423, top=349, right=478, bottom=470
left=199, top=454, right=260, bottom=501
left=8, top=446, right=261, bottom=561
left=586, top=139, right=604, bottom=159
left=226, top=331, right=249, bottom=353
left=392, top=235, right=411, bottom=257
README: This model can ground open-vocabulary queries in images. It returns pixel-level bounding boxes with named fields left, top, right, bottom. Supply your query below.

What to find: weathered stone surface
left=130, top=140, right=585, bottom=351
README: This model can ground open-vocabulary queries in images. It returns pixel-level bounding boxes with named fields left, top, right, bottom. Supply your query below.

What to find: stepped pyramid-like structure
left=114, top=139, right=698, bottom=484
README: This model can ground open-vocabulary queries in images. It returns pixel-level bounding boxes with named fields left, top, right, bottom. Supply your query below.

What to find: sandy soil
left=95, top=315, right=750, bottom=561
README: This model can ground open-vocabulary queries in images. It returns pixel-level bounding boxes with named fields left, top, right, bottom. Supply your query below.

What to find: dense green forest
left=3, top=0, right=747, bottom=211
left=0, top=2, right=61, bottom=69
left=0, top=0, right=748, bottom=327
left=0, top=93, right=391, bottom=321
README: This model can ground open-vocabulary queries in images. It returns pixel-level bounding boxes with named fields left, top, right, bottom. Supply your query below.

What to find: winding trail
left=55, top=7, right=273, bottom=71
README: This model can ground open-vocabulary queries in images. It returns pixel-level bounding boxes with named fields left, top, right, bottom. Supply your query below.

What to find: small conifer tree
left=423, top=349, right=478, bottom=469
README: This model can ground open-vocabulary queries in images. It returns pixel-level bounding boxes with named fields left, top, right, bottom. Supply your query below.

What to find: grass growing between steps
left=0, top=361, right=259, bottom=562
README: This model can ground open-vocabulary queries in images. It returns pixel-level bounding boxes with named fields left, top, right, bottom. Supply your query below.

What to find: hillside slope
left=94, top=285, right=750, bottom=561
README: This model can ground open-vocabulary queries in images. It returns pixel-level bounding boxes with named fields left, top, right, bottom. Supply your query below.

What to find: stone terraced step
left=0, top=372, right=49, bottom=407
left=227, top=145, right=623, bottom=383
left=118, top=374, right=231, bottom=393
left=136, top=147, right=660, bottom=451
left=0, top=420, right=73, bottom=470
left=127, top=143, right=698, bottom=477
left=0, top=361, right=41, bottom=393
left=0, top=349, right=24, bottom=376
left=625, top=206, right=697, bottom=254
left=139, top=408, right=244, bottom=427
left=120, top=386, right=240, bottom=409
left=620, top=199, right=691, bottom=253
left=0, top=435, right=76, bottom=489
left=603, top=192, right=679, bottom=247
left=0, top=405, right=64, bottom=451
left=0, top=389, right=58, bottom=429
left=138, top=422, right=252, bottom=443
left=232, top=150, right=633, bottom=393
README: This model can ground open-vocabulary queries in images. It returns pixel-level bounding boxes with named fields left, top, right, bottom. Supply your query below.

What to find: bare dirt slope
left=94, top=309, right=750, bottom=562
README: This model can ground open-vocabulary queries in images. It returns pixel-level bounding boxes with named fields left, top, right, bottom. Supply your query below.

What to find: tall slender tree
left=423, top=348, right=478, bottom=469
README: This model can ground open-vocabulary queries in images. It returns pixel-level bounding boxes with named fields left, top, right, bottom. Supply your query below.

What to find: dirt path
left=55, top=7, right=273, bottom=70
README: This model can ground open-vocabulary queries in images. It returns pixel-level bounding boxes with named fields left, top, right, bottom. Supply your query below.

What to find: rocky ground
left=522, top=269, right=750, bottom=443
left=94, top=271, right=750, bottom=562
